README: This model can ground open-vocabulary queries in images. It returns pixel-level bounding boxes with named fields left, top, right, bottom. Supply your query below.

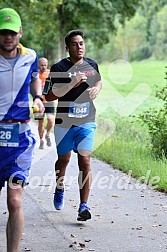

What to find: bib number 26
left=0, top=122, right=19, bottom=147
left=0, top=130, right=12, bottom=140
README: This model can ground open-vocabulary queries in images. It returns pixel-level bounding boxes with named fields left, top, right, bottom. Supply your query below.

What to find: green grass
left=95, top=60, right=166, bottom=116
left=93, top=60, right=167, bottom=192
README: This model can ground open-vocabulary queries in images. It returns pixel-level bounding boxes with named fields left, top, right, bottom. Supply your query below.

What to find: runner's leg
left=38, top=118, right=45, bottom=140
left=55, top=152, right=71, bottom=189
left=78, top=153, right=92, bottom=203
left=6, top=183, right=24, bottom=252
left=46, top=113, right=54, bottom=136
left=38, top=119, right=45, bottom=148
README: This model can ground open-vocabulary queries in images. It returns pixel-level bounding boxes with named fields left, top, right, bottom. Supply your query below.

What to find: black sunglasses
left=0, top=30, right=18, bottom=36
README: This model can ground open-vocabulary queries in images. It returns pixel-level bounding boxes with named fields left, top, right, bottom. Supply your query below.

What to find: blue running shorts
left=54, top=122, right=96, bottom=155
left=0, top=129, right=36, bottom=188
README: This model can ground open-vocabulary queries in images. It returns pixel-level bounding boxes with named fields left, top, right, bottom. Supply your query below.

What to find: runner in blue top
left=45, top=29, right=102, bottom=221
left=0, top=8, right=44, bottom=251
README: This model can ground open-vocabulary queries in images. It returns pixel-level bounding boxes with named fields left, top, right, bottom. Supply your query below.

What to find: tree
left=0, top=0, right=141, bottom=60
left=0, top=0, right=60, bottom=62
left=56, top=0, right=141, bottom=58
left=115, top=12, right=149, bottom=60
left=138, top=0, right=167, bottom=59
left=150, top=4, right=167, bottom=60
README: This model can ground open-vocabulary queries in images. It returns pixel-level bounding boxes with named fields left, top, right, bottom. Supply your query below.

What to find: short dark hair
left=65, top=29, right=84, bottom=46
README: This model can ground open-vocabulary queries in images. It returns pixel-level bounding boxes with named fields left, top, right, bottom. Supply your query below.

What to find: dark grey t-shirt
left=50, top=57, right=101, bottom=128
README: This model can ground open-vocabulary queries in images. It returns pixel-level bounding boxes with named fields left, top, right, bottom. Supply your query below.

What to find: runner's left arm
left=30, top=79, right=45, bottom=113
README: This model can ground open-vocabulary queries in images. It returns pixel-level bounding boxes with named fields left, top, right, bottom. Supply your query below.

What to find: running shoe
left=39, top=139, right=44, bottom=149
left=53, top=189, right=64, bottom=210
left=77, top=203, right=91, bottom=221
left=45, top=135, right=51, bottom=147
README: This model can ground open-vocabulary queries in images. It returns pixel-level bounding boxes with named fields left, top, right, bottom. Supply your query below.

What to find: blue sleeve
left=31, top=55, right=39, bottom=82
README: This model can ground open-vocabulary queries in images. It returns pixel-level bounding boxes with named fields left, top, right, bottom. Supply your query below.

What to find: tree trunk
left=57, top=3, right=67, bottom=60
left=58, top=35, right=66, bottom=60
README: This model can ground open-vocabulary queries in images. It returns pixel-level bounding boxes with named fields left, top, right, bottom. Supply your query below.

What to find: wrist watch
left=33, top=95, right=43, bottom=102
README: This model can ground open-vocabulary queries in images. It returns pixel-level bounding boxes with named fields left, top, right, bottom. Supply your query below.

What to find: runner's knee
left=7, top=195, right=22, bottom=213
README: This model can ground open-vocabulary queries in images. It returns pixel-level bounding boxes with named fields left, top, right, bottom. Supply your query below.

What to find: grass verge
left=92, top=60, right=167, bottom=192
left=93, top=115, right=167, bottom=192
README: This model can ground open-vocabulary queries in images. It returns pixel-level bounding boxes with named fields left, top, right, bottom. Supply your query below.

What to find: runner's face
left=39, top=61, right=48, bottom=73
left=0, top=29, right=21, bottom=54
left=67, top=35, right=85, bottom=62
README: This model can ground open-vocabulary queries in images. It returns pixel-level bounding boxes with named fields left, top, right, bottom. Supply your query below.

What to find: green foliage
left=138, top=69, right=167, bottom=158
left=0, top=0, right=59, bottom=61
left=95, top=1, right=167, bottom=62
left=3, top=0, right=167, bottom=62
left=130, top=45, right=152, bottom=61
left=58, top=0, right=141, bottom=40
left=0, top=0, right=141, bottom=60
left=93, top=61, right=167, bottom=192
left=114, top=12, right=148, bottom=60
left=150, top=4, right=167, bottom=60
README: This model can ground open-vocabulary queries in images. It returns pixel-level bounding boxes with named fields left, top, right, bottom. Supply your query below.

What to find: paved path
left=1, top=120, right=167, bottom=252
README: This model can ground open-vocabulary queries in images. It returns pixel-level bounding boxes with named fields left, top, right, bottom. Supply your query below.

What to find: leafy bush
left=138, top=69, right=167, bottom=158
left=130, top=45, right=152, bottom=61
left=153, top=43, right=167, bottom=60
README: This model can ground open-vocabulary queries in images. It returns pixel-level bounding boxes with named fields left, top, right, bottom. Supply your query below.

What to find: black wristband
left=33, top=95, right=43, bottom=102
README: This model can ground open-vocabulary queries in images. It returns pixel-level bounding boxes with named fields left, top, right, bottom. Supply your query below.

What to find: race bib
left=0, top=122, right=19, bottom=147
left=68, top=102, right=90, bottom=118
